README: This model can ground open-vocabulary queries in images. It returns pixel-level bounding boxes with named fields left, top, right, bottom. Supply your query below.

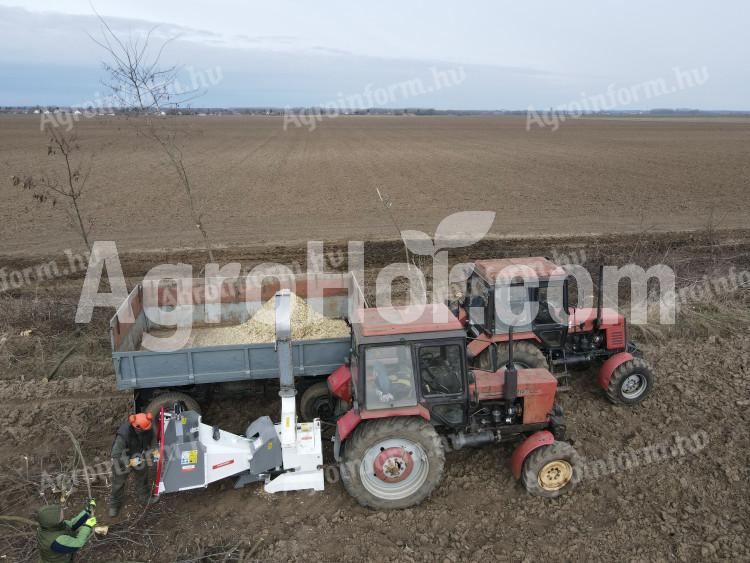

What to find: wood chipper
left=153, top=290, right=325, bottom=496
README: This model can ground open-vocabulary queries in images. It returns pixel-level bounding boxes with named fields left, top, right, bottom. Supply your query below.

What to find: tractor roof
left=354, top=304, right=463, bottom=337
left=473, top=257, right=567, bottom=283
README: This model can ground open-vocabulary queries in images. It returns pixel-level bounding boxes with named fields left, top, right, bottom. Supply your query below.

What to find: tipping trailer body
left=110, top=273, right=362, bottom=392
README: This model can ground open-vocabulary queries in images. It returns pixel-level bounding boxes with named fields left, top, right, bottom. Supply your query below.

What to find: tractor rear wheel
left=477, top=341, right=547, bottom=370
left=340, top=417, right=445, bottom=510
left=605, top=357, right=654, bottom=405
left=145, top=391, right=201, bottom=419
left=521, top=441, right=581, bottom=498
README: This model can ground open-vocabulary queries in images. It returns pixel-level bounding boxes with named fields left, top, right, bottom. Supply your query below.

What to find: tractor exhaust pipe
left=505, top=326, right=518, bottom=402
left=449, top=430, right=495, bottom=450
left=595, top=264, right=604, bottom=329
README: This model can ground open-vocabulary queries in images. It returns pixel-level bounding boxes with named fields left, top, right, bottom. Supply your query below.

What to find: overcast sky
left=1, top=1, right=747, bottom=109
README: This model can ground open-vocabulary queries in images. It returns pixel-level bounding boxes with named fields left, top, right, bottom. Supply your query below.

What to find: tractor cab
left=465, top=257, right=571, bottom=350
left=462, top=256, right=630, bottom=356
left=346, top=304, right=470, bottom=428
left=328, top=302, right=563, bottom=438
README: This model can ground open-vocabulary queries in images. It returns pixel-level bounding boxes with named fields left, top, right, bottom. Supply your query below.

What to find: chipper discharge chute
left=154, top=290, right=325, bottom=496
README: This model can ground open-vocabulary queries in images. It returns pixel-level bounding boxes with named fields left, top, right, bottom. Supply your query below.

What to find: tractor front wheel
left=605, top=357, right=654, bottom=405
left=521, top=441, right=581, bottom=498
left=340, top=417, right=445, bottom=510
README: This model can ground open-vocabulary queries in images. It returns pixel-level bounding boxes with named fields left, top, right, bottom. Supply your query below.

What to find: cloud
left=1, top=6, right=743, bottom=109
left=0, top=6, right=312, bottom=63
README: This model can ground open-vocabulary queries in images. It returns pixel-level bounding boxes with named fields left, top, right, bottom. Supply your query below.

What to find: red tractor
left=326, top=303, right=581, bottom=510
left=452, top=257, right=654, bottom=405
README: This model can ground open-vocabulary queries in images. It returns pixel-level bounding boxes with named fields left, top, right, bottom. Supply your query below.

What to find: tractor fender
left=336, top=409, right=362, bottom=443
left=327, top=364, right=352, bottom=402
left=597, top=352, right=635, bottom=390
left=510, top=430, right=555, bottom=479
left=467, top=332, right=541, bottom=360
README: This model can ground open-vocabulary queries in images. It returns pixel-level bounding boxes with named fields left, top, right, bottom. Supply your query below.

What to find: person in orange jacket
left=108, top=412, right=158, bottom=517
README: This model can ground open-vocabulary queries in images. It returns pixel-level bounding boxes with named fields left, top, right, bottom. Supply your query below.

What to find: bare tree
left=375, top=188, right=429, bottom=297
left=12, top=125, right=94, bottom=251
left=91, top=12, right=215, bottom=261
left=376, top=188, right=411, bottom=266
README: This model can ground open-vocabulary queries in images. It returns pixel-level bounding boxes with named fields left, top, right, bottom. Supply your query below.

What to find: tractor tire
left=145, top=392, right=201, bottom=420
left=478, top=341, right=548, bottom=370
left=299, top=382, right=334, bottom=422
left=605, top=357, right=654, bottom=405
left=521, top=440, right=581, bottom=498
left=340, top=417, right=445, bottom=510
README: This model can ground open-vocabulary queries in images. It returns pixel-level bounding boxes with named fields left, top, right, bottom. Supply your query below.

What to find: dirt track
left=2, top=115, right=750, bottom=255
left=1, top=231, right=749, bottom=561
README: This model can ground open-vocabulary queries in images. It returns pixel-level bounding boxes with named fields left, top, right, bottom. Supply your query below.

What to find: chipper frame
left=154, top=290, right=324, bottom=496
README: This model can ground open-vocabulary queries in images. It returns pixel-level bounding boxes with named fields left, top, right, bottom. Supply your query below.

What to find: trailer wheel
left=145, top=392, right=201, bottom=419
left=300, top=382, right=334, bottom=422
left=340, top=417, right=444, bottom=510
left=521, top=441, right=580, bottom=498
left=477, top=341, right=547, bottom=370
left=605, top=358, right=653, bottom=405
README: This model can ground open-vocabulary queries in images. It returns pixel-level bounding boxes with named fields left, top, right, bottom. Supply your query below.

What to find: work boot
left=139, top=495, right=159, bottom=506
left=108, top=506, right=120, bottom=517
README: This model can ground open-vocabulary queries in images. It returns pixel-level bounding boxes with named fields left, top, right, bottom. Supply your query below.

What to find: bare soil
left=1, top=231, right=749, bottom=561
left=2, top=115, right=750, bottom=256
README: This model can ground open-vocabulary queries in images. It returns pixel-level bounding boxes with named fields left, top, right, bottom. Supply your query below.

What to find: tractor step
left=553, top=371, right=571, bottom=392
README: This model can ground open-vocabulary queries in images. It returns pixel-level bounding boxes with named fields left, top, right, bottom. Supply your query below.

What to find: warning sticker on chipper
left=180, top=449, right=198, bottom=471
left=212, top=459, right=234, bottom=470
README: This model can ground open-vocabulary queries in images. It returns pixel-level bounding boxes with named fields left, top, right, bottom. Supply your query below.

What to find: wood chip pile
left=185, top=293, right=349, bottom=347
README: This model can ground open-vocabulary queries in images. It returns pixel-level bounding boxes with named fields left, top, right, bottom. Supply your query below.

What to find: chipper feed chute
left=154, top=290, right=325, bottom=496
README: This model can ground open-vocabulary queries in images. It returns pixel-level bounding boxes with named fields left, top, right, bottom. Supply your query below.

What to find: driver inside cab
left=372, top=362, right=414, bottom=404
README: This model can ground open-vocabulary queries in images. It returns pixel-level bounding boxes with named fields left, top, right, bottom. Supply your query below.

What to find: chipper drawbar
left=153, top=290, right=325, bottom=496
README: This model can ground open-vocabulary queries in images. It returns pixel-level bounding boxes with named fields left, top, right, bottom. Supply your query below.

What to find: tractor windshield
left=418, top=344, right=463, bottom=395
left=364, top=344, right=417, bottom=410
left=532, top=281, right=566, bottom=323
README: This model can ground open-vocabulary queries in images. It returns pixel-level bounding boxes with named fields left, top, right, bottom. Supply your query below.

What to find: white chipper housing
left=154, top=290, right=325, bottom=496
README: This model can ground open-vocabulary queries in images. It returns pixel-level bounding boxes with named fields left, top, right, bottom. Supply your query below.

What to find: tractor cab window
left=494, top=283, right=533, bottom=332
left=531, top=281, right=566, bottom=324
left=418, top=345, right=463, bottom=396
left=468, top=275, right=489, bottom=326
left=364, top=344, right=417, bottom=410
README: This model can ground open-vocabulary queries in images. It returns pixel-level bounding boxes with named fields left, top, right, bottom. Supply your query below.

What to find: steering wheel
left=423, top=364, right=451, bottom=393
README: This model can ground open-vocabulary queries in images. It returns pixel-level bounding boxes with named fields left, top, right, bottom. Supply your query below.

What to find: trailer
left=109, top=273, right=361, bottom=415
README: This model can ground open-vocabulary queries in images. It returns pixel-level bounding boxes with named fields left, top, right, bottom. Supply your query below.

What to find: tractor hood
left=568, top=307, right=623, bottom=328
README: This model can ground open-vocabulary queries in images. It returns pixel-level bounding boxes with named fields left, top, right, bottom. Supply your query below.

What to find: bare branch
left=12, top=126, right=95, bottom=250
left=92, top=12, right=214, bottom=261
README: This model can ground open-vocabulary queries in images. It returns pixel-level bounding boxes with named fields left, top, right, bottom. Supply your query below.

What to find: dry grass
left=0, top=290, right=112, bottom=382
left=632, top=287, right=750, bottom=342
